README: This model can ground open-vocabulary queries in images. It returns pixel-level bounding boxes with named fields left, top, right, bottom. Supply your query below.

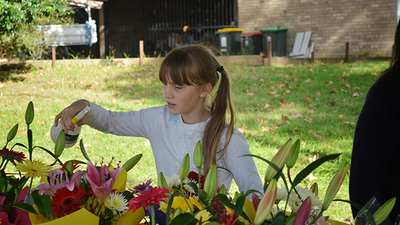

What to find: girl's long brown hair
left=159, top=44, right=236, bottom=175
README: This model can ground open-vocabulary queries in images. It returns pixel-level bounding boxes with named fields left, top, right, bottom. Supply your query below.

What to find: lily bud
left=25, top=101, right=34, bottom=125
left=203, top=164, right=217, bottom=200
left=122, top=154, right=143, bottom=172
left=218, top=184, right=226, bottom=195
left=7, top=124, right=18, bottom=142
left=373, top=197, right=396, bottom=225
left=54, top=130, right=65, bottom=157
left=264, top=139, right=292, bottom=182
left=286, top=139, right=300, bottom=168
left=179, top=154, right=190, bottom=181
left=293, top=197, right=312, bottom=225
left=254, top=179, right=277, bottom=225
left=322, top=162, right=349, bottom=211
left=310, top=182, right=318, bottom=196
left=158, top=172, right=169, bottom=188
left=193, top=141, right=203, bottom=170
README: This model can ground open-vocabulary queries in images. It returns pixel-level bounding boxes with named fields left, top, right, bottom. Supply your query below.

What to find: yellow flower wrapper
left=112, top=167, right=127, bottom=192
left=29, top=208, right=99, bottom=225
left=29, top=207, right=145, bottom=225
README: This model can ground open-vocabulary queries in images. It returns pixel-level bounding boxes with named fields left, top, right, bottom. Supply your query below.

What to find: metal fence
left=104, top=0, right=238, bottom=58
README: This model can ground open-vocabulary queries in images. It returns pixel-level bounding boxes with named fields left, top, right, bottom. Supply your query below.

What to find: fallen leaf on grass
left=329, top=101, right=336, bottom=106
left=247, top=92, right=254, bottom=96
left=316, top=91, right=321, bottom=96
left=313, top=133, right=325, bottom=141
left=307, top=173, right=318, bottom=183
left=261, top=126, right=272, bottom=132
left=268, top=91, right=277, bottom=95
left=371, top=72, right=379, bottom=76
left=305, top=78, right=311, bottom=82
left=304, top=94, right=313, bottom=101
left=324, top=142, right=331, bottom=150
left=345, top=84, right=351, bottom=88
left=263, top=103, right=270, bottom=108
left=304, top=118, right=313, bottom=123
left=329, top=88, right=338, bottom=93
left=353, top=87, right=360, bottom=90
left=293, top=127, right=299, bottom=132
left=337, top=114, right=344, bottom=119
left=276, top=115, right=288, bottom=126
left=352, top=92, right=360, bottom=97
left=258, top=119, right=268, bottom=125
left=1, top=114, right=6, bottom=118
left=279, top=99, right=288, bottom=105
left=291, top=77, right=298, bottom=83
left=292, top=111, right=303, bottom=118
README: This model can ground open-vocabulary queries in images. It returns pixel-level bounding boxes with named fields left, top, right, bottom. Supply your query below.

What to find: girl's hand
left=54, top=100, right=91, bottom=133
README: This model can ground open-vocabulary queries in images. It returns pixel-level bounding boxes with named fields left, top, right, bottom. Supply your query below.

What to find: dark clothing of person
left=350, top=73, right=400, bottom=224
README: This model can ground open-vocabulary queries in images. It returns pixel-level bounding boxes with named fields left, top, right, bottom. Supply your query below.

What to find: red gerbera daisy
left=188, top=171, right=205, bottom=189
left=50, top=187, right=87, bottom=217
left=0, top=147, right=26, bottom=166
left=128, top=187, right=170, bottom=212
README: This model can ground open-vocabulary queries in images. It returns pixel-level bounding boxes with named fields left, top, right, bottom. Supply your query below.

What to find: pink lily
left=254, top=179, right=277, bottom=225
left=36, top=168, right=83, bottom=197
left=322, top=163, right=349, bottom=211
left=86, top=161, right=122, bottom=203
left=252, top=193, right=261, bottom=210
left=293, top=197, right=311, bottom=225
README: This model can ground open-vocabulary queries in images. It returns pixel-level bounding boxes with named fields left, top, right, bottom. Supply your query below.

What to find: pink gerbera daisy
left=0, top=147, right=26, bottom=166
left=50, top=187, right=87, bottom=217
left=128, top=187, right=170, bottom=212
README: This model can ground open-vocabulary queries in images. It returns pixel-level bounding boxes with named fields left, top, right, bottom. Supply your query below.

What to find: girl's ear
left=200, top=83, right=212, bottom=98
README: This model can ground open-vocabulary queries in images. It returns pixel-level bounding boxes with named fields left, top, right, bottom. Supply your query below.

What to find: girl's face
left=162, top=80, right=209, bottom=124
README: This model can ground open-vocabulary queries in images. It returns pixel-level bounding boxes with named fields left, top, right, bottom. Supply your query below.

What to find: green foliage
left=0, top=0, right=72, bottom=59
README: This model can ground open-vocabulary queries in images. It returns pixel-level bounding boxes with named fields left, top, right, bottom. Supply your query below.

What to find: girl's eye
left=174, top=86, right=183, bottom=89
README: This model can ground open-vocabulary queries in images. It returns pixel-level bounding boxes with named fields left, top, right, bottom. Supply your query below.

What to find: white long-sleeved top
left=86, top=102, right=263, bottom=194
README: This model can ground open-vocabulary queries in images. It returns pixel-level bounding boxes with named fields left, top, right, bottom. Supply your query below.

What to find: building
left=88, top=0, right=397, bottom=59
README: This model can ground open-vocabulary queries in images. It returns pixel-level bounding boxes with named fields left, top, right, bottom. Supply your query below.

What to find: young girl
left=55, top=44, right=263, bottom=195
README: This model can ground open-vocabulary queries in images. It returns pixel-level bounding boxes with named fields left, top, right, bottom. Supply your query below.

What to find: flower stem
left=151, top=205, right=156, bottom=225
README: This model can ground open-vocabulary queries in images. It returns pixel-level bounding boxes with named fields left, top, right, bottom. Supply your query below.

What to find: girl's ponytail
left=202, top=67, right=236, bottom=175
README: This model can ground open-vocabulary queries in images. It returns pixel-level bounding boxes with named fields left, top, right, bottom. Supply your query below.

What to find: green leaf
left=32, top=190, right=52, bottom=218
left=25, top=101, right=34, bottom=125
left=6, top=124, right=18, bottom=142
left=292, top=153, right=341, bottom=187
left=54, top=129, right=65, bottom=157
left=271, top=211, right=286, bottom=225
left=79, top=139, right=91, bottom=162
left=169, top=213, right=198, bottom=225
left=122, top=154, right=142, bottom=172
left=14, top=203, right=38, bottom=214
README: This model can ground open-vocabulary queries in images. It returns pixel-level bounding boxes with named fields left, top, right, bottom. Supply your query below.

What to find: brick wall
left=238, top=0, right=396, bottom=58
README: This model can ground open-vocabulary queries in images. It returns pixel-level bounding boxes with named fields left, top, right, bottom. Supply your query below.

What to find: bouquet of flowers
left=1, top=101, right=55, bottom=225
left=126, top=139, right=396, bottom=225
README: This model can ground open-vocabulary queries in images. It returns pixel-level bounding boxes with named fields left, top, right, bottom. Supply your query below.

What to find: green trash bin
left=260, top=27, right=288, bottom=56
left=215, top=28, right=244, bottom=55
left=240, top=32, right=263, bottom=55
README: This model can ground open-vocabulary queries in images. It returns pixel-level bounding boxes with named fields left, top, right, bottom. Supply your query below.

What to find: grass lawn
left=0, top=59, right=390, bottom=222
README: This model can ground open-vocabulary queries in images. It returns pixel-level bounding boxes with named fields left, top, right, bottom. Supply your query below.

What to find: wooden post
left=139, top=40, right=144, bottom=66
left=99, top=6, right=106, bottom=59
left=52, top=47, right=56, bottom=66
left=344, top=42, right=349, bottom=62
left=267, top=42, right=272, bottom=66
left=311, top=51, right=314, bottom=63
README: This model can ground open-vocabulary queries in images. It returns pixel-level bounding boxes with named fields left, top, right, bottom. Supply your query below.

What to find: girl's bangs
left=159, top=51, right=196, bottom=85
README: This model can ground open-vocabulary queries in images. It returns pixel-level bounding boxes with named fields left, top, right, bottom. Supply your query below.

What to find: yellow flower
left=195, top=210, right=211, bottom=224
left=16, top=160, right=52, bottom=179
left=159, top=196, right=203, bottom=213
